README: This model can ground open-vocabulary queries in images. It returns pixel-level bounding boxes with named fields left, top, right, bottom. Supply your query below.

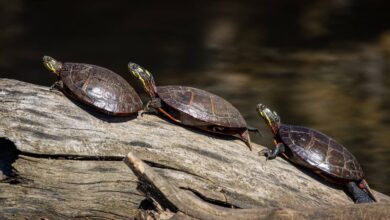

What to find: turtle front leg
left=49, top=81, right=63, bottom=91
left=259, top=143, right=285, bottom=160
left=139, top=98, right=161, bottom=117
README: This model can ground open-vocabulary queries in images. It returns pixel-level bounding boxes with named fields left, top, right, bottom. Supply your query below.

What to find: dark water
left=1, top=0, right=390, bottom=194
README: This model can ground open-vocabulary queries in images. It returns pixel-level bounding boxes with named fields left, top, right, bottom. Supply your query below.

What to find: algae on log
left=0, top=78, right=389, bottom=219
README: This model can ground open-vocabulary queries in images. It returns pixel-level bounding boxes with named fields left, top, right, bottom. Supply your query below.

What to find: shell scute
left=329, top=139, right=344, bottom=153
left=60, top=63, right=142, bottom=115
left=157, top=86, right=246, bottom=128
left=280, top=124, right=364, bottom=180
left=306, top=139, right=328, bottom=164
left=327, top=149, right=345, bottom=167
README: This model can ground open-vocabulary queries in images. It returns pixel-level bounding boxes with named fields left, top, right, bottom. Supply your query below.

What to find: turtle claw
left=259, top=148, right=277, bottom=161
left=259, top=148, right=272, bottom=159
left=138, top=110, right=146, bottom=117
left=138, top=105, right=156, bottom=117
left=49, top=81, right=63, bottom=91
left=49, top=81, right=58, bottom=91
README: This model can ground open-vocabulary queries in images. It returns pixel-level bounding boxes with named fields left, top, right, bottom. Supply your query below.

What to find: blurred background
left=1, top=0, right=389, bottom=194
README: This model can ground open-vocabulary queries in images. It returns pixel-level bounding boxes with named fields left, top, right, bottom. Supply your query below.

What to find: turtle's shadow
left=147, top=112, right=247, bottom=145
left=279, top=156, right=348, bottom=192
left=59, top=90, right=139, bottom=123
left=289, top=161, right=355, bottom=201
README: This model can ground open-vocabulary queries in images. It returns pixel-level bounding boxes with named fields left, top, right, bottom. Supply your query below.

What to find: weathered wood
left=0, top=153, right=143, bottom=219
left=0, top=78, right=389, bottom=219
left=125, top=152, right=390, bottom=220
left=125, top=152, right=281, bottom=220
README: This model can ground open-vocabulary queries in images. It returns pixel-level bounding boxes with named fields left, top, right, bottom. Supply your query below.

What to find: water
left=1, top=0, right=389, bottom=194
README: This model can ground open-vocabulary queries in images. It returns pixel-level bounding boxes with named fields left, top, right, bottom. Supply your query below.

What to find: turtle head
left=256, top=103, right=281, bottom=134
left=42, top=56, right=63, bottom=76
left=128, top=62, right=157, bottom=98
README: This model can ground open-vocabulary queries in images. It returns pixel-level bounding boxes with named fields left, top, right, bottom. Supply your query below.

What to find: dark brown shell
left=279, top=124, right=364, bottom=181
left=156, top=86, right=247, bottom=128
left=60, top=63, right=143, bottom=115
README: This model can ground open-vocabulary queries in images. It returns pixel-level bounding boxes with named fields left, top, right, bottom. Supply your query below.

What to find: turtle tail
left=346, top=179, right=377, bottom=203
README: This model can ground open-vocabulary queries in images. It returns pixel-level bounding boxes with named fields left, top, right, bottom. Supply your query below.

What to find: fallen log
left=125, top=152, right=390, bottom=220
left=0, top=78, right=389, bottom=219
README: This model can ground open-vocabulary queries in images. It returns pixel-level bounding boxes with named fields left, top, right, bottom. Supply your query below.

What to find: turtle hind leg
left=238, top=130, right=252, bottom=151
left=360, top=179, right=377, bottom=202
left=230, top=130, right=252, bottom=151
left=346, top=180, right=376, bottom=203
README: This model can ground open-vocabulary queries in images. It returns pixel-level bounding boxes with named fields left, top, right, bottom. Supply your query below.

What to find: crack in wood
left=180, top=186, right=240, bottom=209
left=20, top=152, right=124, bottom=161
left=144, top=160, right=215, bottom=183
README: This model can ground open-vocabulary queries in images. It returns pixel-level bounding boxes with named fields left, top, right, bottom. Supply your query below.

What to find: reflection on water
left=1, top=0, right=389, bottom=194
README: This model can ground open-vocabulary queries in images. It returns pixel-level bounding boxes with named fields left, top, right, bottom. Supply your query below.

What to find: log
left=0, top=152, right=143, bottom=219
left=0, top=78, right=389, bottom=219
left=125, top=152, right=390, bottom=220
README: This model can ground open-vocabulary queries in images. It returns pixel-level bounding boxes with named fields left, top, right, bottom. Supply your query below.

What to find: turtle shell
left=60, top=63, right=143, bottom=115
left=279, top=124, right=364, bottom=181
left=156, top=86, right=247, bottom=128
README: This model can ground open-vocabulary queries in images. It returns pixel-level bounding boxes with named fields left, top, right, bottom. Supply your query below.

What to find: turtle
left=256, top=103, right=377, bottom=203
left=128, top=62, right=257, bottom=150
left=42, top=56, right=143, bottom=116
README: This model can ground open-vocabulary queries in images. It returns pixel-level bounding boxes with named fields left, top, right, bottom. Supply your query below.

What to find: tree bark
left=0, top=78, right=389, bottom=219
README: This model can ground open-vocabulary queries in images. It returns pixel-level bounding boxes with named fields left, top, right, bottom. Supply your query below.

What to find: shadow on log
left=0, top=78, right=389, bottom=219
left=125, top=152, right=390, bottom=220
